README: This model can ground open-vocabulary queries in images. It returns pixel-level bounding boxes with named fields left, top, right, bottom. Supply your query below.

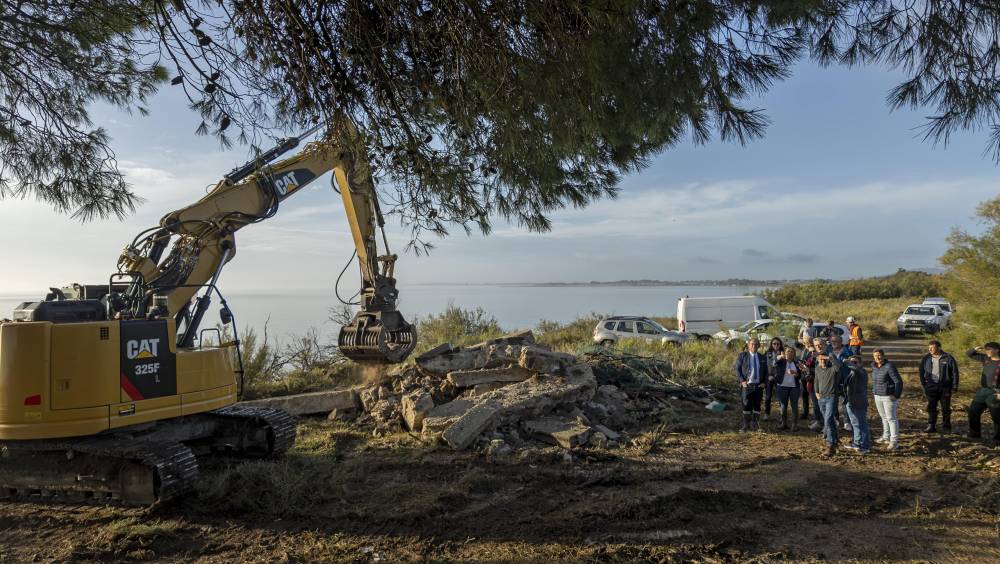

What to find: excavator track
left=205, top=405, right=297, bottom=457
left=0, top=438, right=198, bottom=505
left=0, top=406, right=296, bottom=506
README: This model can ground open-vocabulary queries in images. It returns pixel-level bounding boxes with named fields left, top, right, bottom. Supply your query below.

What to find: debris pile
left=329, top=330, right=723, bottom=453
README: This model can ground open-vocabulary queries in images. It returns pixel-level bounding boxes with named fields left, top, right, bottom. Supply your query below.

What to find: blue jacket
left=734, top=351, right=769, bottom=386
left=871, top=361, right=903, bottom=398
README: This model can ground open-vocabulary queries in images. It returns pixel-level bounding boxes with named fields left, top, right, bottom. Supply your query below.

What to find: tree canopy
left=4, top=1, right=1000, bottom=244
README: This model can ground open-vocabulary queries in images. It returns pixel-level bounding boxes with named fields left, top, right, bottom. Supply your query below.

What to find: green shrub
left=412, top=303, right=504, bottom=355
left=763, top=270, right=943, bottom=306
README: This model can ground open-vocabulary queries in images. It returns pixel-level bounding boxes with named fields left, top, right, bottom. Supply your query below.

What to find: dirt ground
left=2, top=362, right=999, bottom=562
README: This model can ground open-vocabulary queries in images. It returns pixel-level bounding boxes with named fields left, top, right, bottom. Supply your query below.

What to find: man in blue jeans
left=842, top=356, right=872, bottom=454
left=813, top=351, right=843, bottom=457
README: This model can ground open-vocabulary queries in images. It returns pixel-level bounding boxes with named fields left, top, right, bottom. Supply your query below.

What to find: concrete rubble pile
left=328, top=330, right=647, bottom=453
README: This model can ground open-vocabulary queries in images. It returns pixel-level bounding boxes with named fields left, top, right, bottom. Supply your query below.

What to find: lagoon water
left=0, top=284, right=766, bottom=343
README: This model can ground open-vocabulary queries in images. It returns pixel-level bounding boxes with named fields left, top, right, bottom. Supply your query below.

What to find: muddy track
left=1, top=376, right=998, bottom=562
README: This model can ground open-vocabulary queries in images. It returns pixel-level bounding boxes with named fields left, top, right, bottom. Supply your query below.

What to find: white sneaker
left=843, top=422, right=853, bottom=431
left=888, top=442, right=899, bottom=451
left=876, top=437, right=889, bottom=444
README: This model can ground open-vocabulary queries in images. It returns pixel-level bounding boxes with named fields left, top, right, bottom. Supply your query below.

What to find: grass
left=61, top=517, right=184, bottom=560
left=776, top=297, right=915, bottom=340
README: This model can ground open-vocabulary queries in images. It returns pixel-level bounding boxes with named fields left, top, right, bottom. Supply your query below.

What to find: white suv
left=922, top=298, right=954, bottom=319
left=593, top=316, right=690, bottom=346
left=897, top=304, right=948, bottom=336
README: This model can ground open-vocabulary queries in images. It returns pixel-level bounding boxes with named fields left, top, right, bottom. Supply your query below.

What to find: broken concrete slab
left=240, top=389, right=358, bottom=416
left=416, top=347, right=488, bottom=376
left=401, top=391, right=435, bottom=432
left=421, top=415, right=459, bottom=434
left=471, top=382, right=510, bottom=397
left=416, top=342, right=454, bottom=361
left=483, top=363, right=597, bottom=423
left=592, top=423, right=622, bottom=442
left=447, top=366, right=533, bottom=388
left=467, top=330, right=536, bottom=351
left=518, top=346, right=577, bottom=374
left=523, top=417, right=592, bottom=449
left=442, top=401, right=500, bottom=450
left=428, top=398, right=475, bottom=419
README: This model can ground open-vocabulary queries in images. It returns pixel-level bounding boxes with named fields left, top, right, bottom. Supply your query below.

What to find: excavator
left=0, top=119, right=417, bottom=504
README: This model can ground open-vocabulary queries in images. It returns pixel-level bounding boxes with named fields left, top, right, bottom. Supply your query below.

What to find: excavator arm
left=112, top=122, right=416, bottom=363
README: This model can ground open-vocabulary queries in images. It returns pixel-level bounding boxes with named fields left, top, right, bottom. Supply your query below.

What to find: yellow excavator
left=0, top=120, right=417, bottom=504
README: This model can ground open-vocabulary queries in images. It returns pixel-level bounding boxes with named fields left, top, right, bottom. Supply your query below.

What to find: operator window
left=617, top=321, right=635, bottom=333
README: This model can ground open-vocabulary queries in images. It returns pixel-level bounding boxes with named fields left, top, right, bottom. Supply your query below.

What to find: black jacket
left=773, top=358, right=803, bottom=388
left=734, top=351, right=769, bottom=386
left=843, top=365, right=869, bottom=409
left=919, top=353, right=960, bottom=392
left=966, top=349, right=1000, bottom=389
left=871, top=361, right=903, bottom=398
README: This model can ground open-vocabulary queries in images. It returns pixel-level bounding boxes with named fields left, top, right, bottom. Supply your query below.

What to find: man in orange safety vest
left=847, top=316, right=864, bottom=357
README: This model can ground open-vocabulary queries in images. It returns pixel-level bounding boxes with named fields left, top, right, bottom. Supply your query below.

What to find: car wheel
left=665, top=340, right=681, bottom=347
left=897, top=331, right=905, bottom=338
left=600, top=339, right=614, bottom=347
left=698, top=334, right=712, bottom=342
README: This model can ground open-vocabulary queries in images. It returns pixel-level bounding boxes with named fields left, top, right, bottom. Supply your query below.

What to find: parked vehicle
left=715, top=319, right=848, bottom=349
left=676, top=296, right=778, bottom=339
left=897, top=304, right=949, bottom=336
left=922, top=297, right=954, bottom=318
left=593, top=316, right=691, bottom=346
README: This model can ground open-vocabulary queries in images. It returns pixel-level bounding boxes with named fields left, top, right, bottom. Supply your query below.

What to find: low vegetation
left=778, top=297, right=914, bottom=340
left=763, top=270, right=943, bottom=306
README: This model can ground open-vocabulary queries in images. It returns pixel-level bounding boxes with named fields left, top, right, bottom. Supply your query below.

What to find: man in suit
left=735, top=337, right=769, bottom=432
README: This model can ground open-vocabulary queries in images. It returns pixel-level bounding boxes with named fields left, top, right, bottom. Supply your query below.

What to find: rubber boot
left=778, top=411, right=789, bottom=431
left=823, top=444, right=836, bottom=458
left=740, top=412, right=750, bottom=433
left=925, top=408, right=937, bottom=433
left=791, top=406, right=799, bottom=431
left=751, top=412, right=761, bottom=432
left=942, top=412, right=952, bottom=434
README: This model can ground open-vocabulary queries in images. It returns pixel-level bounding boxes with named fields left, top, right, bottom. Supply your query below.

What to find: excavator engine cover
left=338, top=310, right=417, bottom=363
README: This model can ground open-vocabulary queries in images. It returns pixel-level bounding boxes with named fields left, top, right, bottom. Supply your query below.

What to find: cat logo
left=126, top=338, right=160, bottom=360
left=273, top=172, right=299, bottom=196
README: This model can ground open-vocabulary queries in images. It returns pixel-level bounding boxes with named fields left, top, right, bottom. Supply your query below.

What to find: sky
left=1, top=60, right=998, bottom=294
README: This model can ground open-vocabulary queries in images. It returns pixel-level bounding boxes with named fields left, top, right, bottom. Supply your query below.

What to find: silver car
left=593, top=316, right=690, bottom=346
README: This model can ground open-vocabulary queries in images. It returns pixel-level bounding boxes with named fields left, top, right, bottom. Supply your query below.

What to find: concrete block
left=416, top=348, right=488, bottom=376
left=422, top=415, right=459, bottom=434
left=471, top=382, right=510, bottom=397
left=518, top=346, right=576, bottom=374
left=523, top=417, right=592, bottom=449
left=447, top=366, right=533, bottom=388
left=592, top=423, right=622, bottom=442
left=401, top=391, right=435, bottom=432
left=442, top=401, right=500, bottom=450
left=468, top=330, right=536, bottom=350
left=428, top=398, right=475, bottom=418
left=240, top=389, right=358, bottom=416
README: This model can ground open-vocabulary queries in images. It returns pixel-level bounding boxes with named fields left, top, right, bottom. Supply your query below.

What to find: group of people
left=734, top=317, right=1000, bottom=457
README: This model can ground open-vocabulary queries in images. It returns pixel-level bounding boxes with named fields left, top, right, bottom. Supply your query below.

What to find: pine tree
left=5, top=1, right=1000, bottom=234
left=0, top=0, right=166, bottom=219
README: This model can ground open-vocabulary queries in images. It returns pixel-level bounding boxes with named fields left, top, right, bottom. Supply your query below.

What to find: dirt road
left=1, top=343, right=998, bottom=562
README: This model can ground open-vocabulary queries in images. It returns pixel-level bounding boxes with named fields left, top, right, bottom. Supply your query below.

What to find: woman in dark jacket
left=764, top=337, right=784, bottom=419
left=872, top=348, right=903, bottom=449
left=773, top=346, right=804, bottom=431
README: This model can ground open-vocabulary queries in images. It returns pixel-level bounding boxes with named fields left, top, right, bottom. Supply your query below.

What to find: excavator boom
left=114, top=120, right=416, bottom=364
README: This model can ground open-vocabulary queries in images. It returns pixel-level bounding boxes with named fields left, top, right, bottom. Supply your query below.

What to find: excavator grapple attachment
left=338, top=310, right=417, bottom=363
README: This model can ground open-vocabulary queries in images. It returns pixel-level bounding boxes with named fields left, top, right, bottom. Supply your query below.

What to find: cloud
left=787, top=253, right=816, bottom=263
left=742, top=248, right=768, bottom=257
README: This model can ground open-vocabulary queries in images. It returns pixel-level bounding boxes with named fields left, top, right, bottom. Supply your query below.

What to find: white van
left=677, top=296, right=778, bottom=338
